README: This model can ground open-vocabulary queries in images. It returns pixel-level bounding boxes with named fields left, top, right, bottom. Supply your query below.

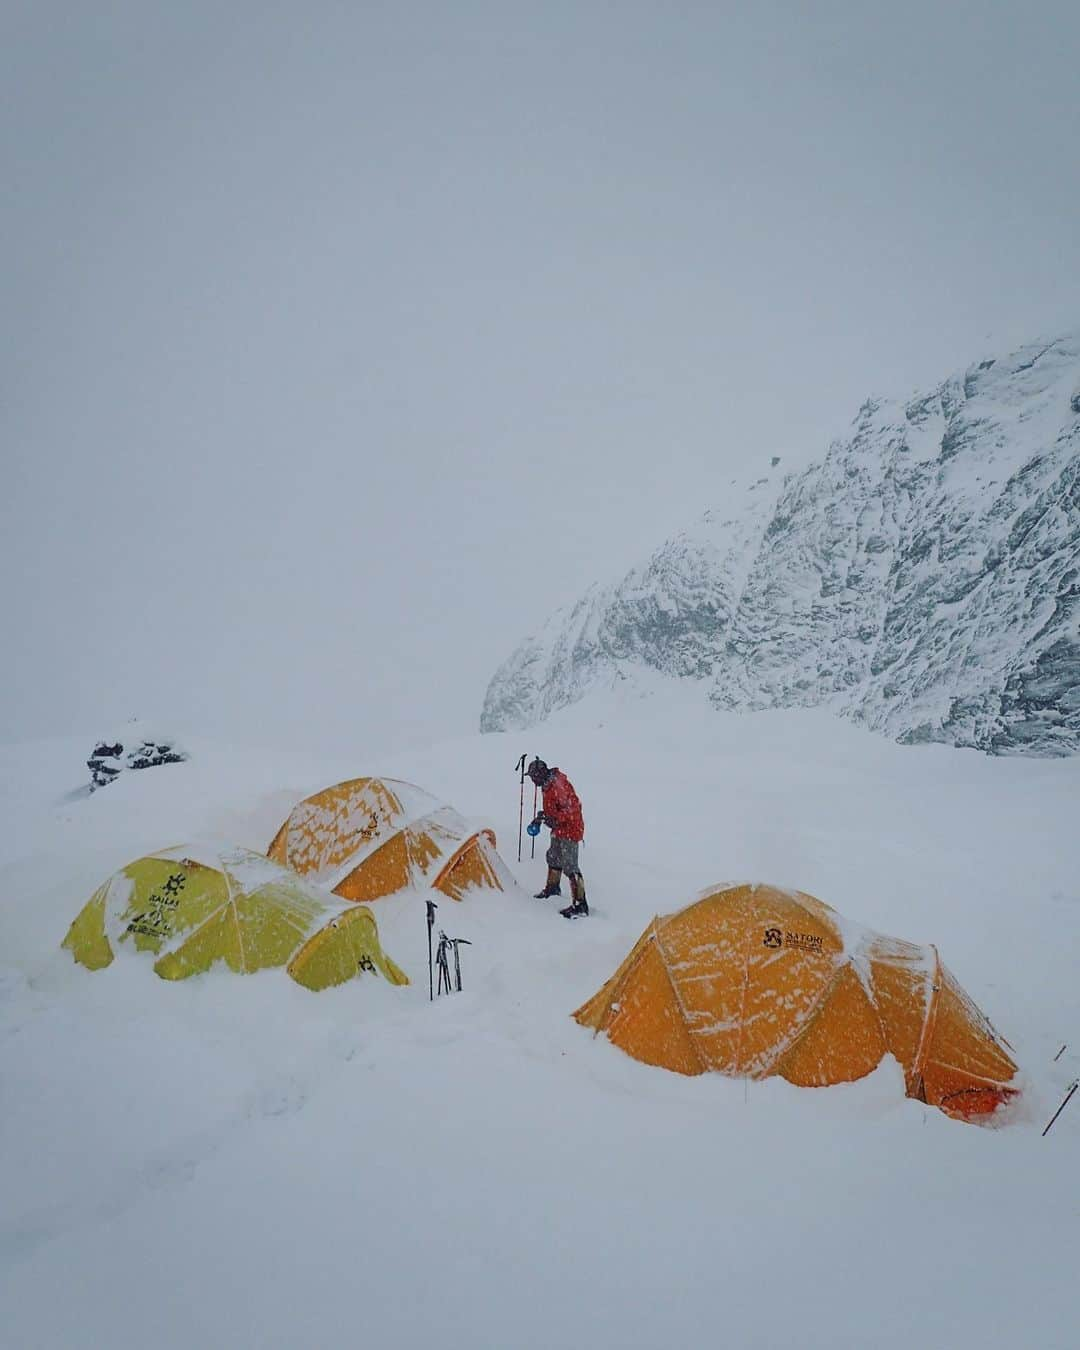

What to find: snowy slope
left=483, top=332, right=1080, bottom=755
left=2, top=696, right=1078, bottom=1349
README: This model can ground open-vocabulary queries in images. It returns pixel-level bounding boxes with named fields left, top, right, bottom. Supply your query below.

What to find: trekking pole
left=1042, top=1079, right=1078, bottom=1137
left=515, top=754, right=527, bottom=862
left=531, top=778, right=539, bottom=859
left=451, top=938, right=472, bottom=992
left=1053, top=1044, right=1067, bottom=1062
left=426, top=900, right=438, bottom=1002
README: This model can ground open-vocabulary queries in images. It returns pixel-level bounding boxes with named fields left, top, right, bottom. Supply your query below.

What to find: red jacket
left=542, top=769, right=584, bottom=842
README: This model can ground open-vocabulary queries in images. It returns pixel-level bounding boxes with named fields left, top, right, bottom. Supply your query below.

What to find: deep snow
left=1, top=689, right=1078, bottom=1349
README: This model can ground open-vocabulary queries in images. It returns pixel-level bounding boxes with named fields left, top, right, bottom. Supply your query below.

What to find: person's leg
left=535, top=867, right=563, bottom=898
left=535, top=840, right=564, bottom=897
left=559, top=840, right=588, bottom=916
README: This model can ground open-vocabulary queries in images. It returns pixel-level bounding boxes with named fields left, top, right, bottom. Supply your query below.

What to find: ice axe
left=435, top=930, right=454, bottom=996
left=451, top=937, right=472, bottom=992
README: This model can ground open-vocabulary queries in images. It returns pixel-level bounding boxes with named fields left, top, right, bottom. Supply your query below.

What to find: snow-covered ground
left=2, top=690, right=1078, bottom=1349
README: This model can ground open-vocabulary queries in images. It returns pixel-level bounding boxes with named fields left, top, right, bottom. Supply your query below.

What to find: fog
left=4, top=1, right=1078, bottom=752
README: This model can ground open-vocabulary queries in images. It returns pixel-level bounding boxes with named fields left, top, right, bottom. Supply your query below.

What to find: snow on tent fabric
left=61, top=845, right=408, bottom=992
left=267, top=776, right=506, bottom=903
left=573, top=882, right=1018, bottom=1123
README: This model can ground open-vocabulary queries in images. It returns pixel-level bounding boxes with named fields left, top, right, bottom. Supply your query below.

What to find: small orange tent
left=573, top=883, right=1018, bottom=1123
left=268, top=776, right=505, bottom=903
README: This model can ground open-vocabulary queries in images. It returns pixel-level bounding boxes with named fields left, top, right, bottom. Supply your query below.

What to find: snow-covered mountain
left=482, top=332, right=1080, bottom=754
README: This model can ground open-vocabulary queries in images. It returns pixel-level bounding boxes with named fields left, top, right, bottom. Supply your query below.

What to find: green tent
left=63, top=844, right=408, bottom=991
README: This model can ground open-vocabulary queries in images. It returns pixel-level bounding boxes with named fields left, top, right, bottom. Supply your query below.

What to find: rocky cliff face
left=482, top=332, right=1080, bottom=755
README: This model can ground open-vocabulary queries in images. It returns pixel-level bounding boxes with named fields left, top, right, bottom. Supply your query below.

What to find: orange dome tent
left=268, top=776, right=506, bottom=903
left=573, top=883, right=1018, bottom=1123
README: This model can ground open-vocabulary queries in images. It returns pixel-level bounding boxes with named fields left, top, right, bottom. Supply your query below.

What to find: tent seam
left=734, top=913, right=755, bottom=1076
left=327, top=806, right=457, bottom=894
left=431, top=827, right=496, bottom=896
left=862, top=954, right=892, bottom=1064
left=937, top=1067, right=1017, bottom=1092
left=578, top=921, right=657, bottom=1032
left=223, top=856, right=247, bottom=972
left=764, top=961, right=845, bottom=1077
left=319, top=784, right=427, bottom=890
left=653, top=925, right=707, bottom=1073
left=173, top=853, right=246, bottom=974
left=911, top=945, right=942, bottom=1094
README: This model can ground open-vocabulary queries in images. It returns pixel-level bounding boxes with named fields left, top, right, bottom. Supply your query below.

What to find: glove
left=526, top=819, right=541, bottom=837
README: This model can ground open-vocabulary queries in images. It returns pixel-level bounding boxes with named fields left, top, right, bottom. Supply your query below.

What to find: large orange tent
left=268, top=776, right=506, bottom=903
left=573, top=882, right=1018, bottom=1123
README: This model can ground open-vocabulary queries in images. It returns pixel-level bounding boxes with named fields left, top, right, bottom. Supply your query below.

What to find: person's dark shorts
left=547, top=836, right=581, bottom=876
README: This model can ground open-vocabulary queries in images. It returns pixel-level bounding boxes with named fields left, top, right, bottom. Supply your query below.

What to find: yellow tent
left=574, top=882, right=1018, bottom=1123
left=267, top=776, right=505, bottom=903
left=62, top=845, right=408, bottom=992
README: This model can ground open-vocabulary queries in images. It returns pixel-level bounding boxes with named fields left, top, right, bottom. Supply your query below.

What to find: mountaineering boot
left=560, top=897, right=589, bottom=919
left=535, top=868, right=563, bottom=899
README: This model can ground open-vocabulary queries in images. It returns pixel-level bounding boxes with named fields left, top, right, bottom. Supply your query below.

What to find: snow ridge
left=482, top=332, right=1080, bottom=755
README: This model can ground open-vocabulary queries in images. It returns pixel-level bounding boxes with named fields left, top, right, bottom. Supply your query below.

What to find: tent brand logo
left=785, top=931, right=823, bottom=952
left=126, top=871, right=187, bottom=938
left=357, top=812, right=381, bottom=845
left=762, top=927, right=823, bottom=952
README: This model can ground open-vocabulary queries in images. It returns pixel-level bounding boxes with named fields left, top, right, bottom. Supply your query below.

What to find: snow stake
left=426, top=900, right=438, bottom=1002
left=1042, top=1079, right=1078, bottom=1137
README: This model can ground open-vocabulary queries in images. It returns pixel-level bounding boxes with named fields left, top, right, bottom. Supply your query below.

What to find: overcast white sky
left=3, top=1, right=1079, bottom=754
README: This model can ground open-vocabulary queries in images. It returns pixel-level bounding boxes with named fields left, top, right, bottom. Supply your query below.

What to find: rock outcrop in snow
left=86, top=724, right=188, bottom=789
left=482, top=332, right=1080, bottom=755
